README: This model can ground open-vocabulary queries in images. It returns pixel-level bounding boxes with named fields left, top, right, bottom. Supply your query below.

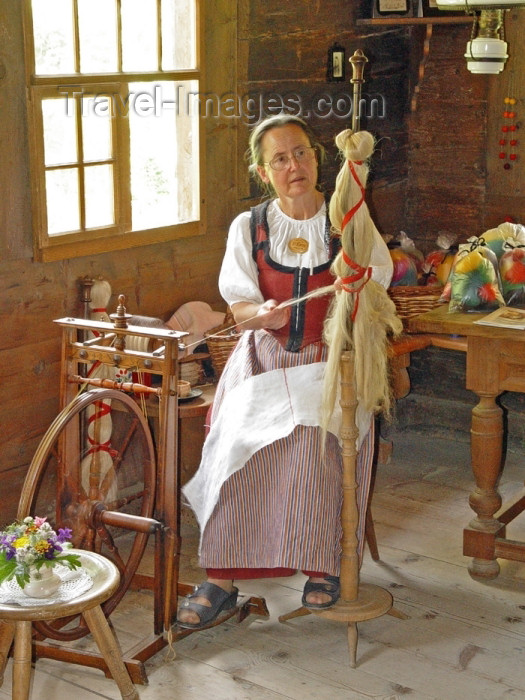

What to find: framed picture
left=327, top=43, right=346, bottom=82
left=372, top=0, right=415, bottom=18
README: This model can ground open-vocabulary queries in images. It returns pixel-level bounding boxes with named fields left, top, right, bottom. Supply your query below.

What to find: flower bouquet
left=0, top=516, right=82, bottom=589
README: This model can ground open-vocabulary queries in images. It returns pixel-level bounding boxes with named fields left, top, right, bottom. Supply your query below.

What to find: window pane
left=32, top=0, right=75, bottom=74
left=129, top=81, right=199, bottom=230
left=121, top=0, right=158, bottom=72
left=81, top=96, right=113, bottom=162
left=46, top=169, right=80, bottom=234
left=175, top=82, right=200, bottom=222
left=42, top=98, right=77, bottom=166
left=78, top=0, right=118, bottom=73
left=85, top=165, right=114, bottom=228
left=161, top=0, right=196, bottom=70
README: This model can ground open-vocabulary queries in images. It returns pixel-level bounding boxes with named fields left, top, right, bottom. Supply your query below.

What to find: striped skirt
left=197, top=330, right=374, bottom=576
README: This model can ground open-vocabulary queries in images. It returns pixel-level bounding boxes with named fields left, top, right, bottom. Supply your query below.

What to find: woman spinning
left=178, top=114, right=395, bottom=629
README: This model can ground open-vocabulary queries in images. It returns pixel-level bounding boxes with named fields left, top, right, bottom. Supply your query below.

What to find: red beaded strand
left=499, top=96, right=518, bottom=170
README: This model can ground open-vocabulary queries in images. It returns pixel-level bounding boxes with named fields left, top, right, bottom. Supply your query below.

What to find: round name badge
left=288, top=237, right=309, bottom=254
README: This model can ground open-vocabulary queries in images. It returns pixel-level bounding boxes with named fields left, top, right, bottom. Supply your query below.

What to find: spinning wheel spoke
left=18, top=388, right=157, bottom=641
left=104, top=489, right=148, bottom=512
left=93, top=523, right=128, bottom=573
left=109, top=415, right=140, bottom=472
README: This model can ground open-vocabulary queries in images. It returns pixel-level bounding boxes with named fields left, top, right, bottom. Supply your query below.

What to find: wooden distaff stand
left=322, top=49, right=394, bottom=667
left=288, top=50, right=396, bottom=667
left=312, top=350, right=392, bottom=667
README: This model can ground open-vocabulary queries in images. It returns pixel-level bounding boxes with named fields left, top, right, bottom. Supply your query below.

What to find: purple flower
left=56, top=528, right=72, bottom=543
left=0, top=535, right=15, bottom=559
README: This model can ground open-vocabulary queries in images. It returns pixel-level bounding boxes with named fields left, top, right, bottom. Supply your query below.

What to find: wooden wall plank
left=487, top=13, right=525, bottom=201
left=0, top=2, right=238, bottom=510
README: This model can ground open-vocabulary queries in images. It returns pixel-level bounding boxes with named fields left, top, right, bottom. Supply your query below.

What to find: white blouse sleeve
left=369, top=225, right=393, bottom=289
left=218, top=211, right=265, bottom=307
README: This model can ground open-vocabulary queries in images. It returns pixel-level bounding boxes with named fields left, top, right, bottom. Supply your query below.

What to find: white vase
left=23, top=565, right=61, bottom=598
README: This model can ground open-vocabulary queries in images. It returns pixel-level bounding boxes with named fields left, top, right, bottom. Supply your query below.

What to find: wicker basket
left=179, top=360, right=202, bottom=386
left=388, top=286, right=443, bottom=331
left=204, top=310, right=242, bottom=378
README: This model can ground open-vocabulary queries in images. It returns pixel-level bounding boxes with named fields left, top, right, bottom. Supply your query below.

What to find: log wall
left=1, top=0, right=523, bottom=521
left=0, top=1, right=239, bottom=521
left=405, top=13, right=525, bottom=251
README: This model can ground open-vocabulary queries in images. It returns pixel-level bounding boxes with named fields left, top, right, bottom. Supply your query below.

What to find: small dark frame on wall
left=327, top=43, right=346, bottom=82
left=372, top=0, right=415, bottom=18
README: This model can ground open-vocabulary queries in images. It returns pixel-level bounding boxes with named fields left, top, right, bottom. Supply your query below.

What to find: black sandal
left=177, top=582, right=239, bottom=630
left=301, top=576, right=340, bottom=610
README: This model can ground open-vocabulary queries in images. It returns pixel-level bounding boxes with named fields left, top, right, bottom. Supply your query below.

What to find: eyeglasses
left=264, top=146, right=316, bottom=171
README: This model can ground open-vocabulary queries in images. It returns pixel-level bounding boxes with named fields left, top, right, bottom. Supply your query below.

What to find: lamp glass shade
left=438, top=0, right=525, bottom=8
left=465, top=38, right=508, bottom=74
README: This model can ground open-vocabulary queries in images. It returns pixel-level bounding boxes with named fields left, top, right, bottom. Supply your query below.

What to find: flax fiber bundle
left=321, top=129, right=402, bottom=434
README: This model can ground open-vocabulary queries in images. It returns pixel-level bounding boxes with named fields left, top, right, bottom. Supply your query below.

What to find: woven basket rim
left=204, top=311, right=241, bottom=377
left=388, top=285, right=443, bottom=326
left=388, top=285, right=442, bottom=297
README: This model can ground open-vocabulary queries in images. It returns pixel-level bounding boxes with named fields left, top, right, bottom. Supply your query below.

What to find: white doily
left=0, top=564, right=93, bottom=607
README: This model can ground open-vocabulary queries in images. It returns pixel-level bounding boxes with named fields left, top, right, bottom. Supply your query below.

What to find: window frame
left=23, top=0, right=205, bottom=263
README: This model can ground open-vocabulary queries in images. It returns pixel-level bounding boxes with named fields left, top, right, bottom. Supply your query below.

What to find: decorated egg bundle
left=443, top=222, right=525, bottom=312
left=480, top=222, right=515, bottom=261
left=389, top=247, right=418, bottom=286
left=496, top=223, right=525, bottom=305
left=422, top=231, right=457, bottom=287
left=388, top=231, right=423, bottom=287
left=448, top=238, right=504, bottom=313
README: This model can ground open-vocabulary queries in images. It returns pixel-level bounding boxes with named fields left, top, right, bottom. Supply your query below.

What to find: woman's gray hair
left=246, top=114, right=325, bottom=196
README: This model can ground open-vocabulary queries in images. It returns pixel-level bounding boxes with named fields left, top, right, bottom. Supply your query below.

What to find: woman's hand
left=231, top=300, right=290, bottom=331
left=255, top=300, right=290, bottom=330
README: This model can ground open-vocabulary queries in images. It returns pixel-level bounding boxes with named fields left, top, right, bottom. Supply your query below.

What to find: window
left=24, top=0, right=204, bottom=262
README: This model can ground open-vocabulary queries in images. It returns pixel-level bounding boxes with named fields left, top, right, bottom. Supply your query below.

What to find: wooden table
left=173, top=383, right=215, bottom=484
left=408, top=304, right=525, bottom=579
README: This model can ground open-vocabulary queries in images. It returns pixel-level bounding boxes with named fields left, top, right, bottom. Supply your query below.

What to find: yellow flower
left=13, top=536, right=29, bottom=549
left=34, top=541, right=51, bottom=554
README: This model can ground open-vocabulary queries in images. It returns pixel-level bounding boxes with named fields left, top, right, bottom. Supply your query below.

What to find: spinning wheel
left=17, top=388, right=158, bottom=642
left=14, top=293, right=267, bottom=684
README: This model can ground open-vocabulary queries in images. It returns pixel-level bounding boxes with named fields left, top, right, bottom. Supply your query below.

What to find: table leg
left=13, top=621, right=32, bottom=700
left=0, top=621, right=15, bottom=687
left=465, top=393, right=504, bottom=579
left=83, top=605, right=139, bottom=700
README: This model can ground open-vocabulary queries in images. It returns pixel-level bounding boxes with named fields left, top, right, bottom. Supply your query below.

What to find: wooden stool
left=0, top=550, right=139, bottom=700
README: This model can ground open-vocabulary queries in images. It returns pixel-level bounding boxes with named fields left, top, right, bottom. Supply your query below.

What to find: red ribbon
left=86, top=400, right=118, bottom=458
left=340, top=160, right=365, bottom=233
left=340, top=250, right=372, bottom=321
